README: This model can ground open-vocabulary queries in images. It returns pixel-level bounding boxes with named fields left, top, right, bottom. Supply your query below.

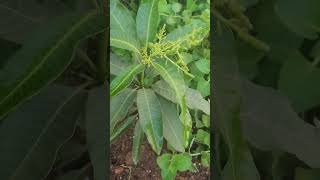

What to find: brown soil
left=111, top=128, right=209, bottom=180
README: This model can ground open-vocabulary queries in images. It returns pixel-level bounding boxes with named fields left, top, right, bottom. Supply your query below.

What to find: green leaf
left=197, top=78, right=210, bottom=97
left=195, top=129, right=210, bottom=146
left=295, top=167, right=320, bottom=180
left=110, top=88, right=137, bottom=133
left=157, top=153, right=194, bottom=180
left=153, top=61, right=185, bottom=104
left=132, top=121, right=145, bottom=165
left=137, top=88, right=163, bottom=155
left=158, top=96, right=185, bottom=152
left=85, top=86, right=108, bottom=180
left=171, top=3, right=182, bottom=13
left=153, top=80, right=210, bottom=115
left=195, top=59, right=210, bottom=74
left=158, top=0, right=170, bottom=14
left=202, top=114, right=210, bottom=128
left=278, top=51, right=320, bottom=112
left=110, top=64, right=144, bottom=97
left=165, top=19, right=208, bottom=42
left=275, top=0, right=320, bottom=39
left=110, top=0, right=140, bottom=53
left=201, top=151, right=210, bottom=167
left=214, top=27, right=260, bottom=180
left=240, top=79, right=320, bottom=168
left=110, top=115, right=136, bottom=143
left=110, top=53, right=130, bottom=75
left=157, top=154, right=172, bottom=169
left=171, top=153, right=193, bottom=171
left=0, top=84, right=86, bottom=179
left=179, top=96, right=192, bottom=148
left=0, top=10, right=105, bottom=120
left=136, top=0, right=160, bottom=45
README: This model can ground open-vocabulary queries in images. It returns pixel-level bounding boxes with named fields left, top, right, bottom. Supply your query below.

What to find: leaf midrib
left=0, top=11, right=98, bottom=107
left=110, top=38, right=140, bottom=53
left=142, top=88, right=159, bottom=151
left=111, top=64, right=142, bottom=96
left=145, top=0, right=157, bottom=44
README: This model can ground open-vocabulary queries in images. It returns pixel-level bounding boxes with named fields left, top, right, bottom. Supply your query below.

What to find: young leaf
left=153, top=80, right=210, bottom=115
left=158, top=96, right=185, bottom=152
left=132, top=121, right=145, bottom=165
left=137, top=88, right=163, bottom=155
left=0, top=10, right=105, bottom=120
left=110, top=0, right=141, bottom=53
left=157, top=154, right=176, bottom=180
left=110, top=88, right=137, bottom=133
left=110, top=64, right=144, bottom=97
left=85, top=86, right=108, bottom=180
left=0, top=84, right=86, bottom=180
left=136, top=0, right=160, bottom=45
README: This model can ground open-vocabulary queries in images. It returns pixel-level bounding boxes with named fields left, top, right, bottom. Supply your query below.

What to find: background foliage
left=213, top=0, right=320, bottom=179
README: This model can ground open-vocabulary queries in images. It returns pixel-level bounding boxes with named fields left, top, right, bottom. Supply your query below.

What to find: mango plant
left=110, top=0, right=210, bottom=179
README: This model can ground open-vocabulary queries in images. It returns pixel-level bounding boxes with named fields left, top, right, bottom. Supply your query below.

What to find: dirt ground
left=110, top=128, right=209, bottom=180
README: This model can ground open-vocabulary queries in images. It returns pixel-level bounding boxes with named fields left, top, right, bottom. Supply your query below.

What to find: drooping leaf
left=110, top=0, right=140, bottom=53
left=152, top=80, right=210, bottom=115
left=0, top=84, right=86, bottom=180
left=214, top=27, right=260, bottom=180
left=110, top=64, right=144, bottom=97
left=85, top=86, right=108, bottom=180
left=132, top=121, right=145, bottom=165
left=0, top=10, right=105, bottom=120
left=136, top=0, right=160, bottom=45
left=136, top=88, right=163, bottom=155
left=158, top=96, right=185, bottom=152
left=240, top=79, right=320, bottom=168
left=278, top=51, right=320, bottom=112
left=110, top=88, right=137, bottom=133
